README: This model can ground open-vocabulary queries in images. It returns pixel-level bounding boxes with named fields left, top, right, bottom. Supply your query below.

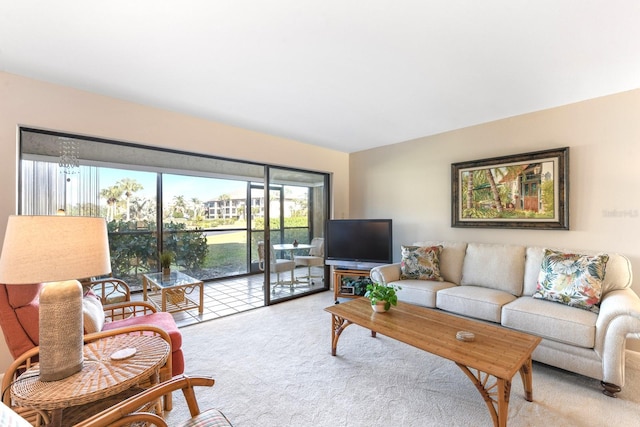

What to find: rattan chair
left=86, top=277, right=131, bottom=305
left=74, top=375, right=233, bottom=427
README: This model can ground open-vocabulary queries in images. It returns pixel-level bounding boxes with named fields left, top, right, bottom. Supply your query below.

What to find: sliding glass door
left=19, top=128, right=330, bottom=306
left=265, top=167, right=329, bottom=303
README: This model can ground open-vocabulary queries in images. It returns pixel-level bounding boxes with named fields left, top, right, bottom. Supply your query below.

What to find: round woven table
left=11, top=334, right=169, bottom=426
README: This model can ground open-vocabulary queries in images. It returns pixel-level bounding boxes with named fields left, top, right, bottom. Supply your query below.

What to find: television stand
left=333, top=267, right=372, bottom=302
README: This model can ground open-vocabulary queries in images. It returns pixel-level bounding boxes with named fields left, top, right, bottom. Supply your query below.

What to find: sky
left=99, top=167, right=247, bottom=202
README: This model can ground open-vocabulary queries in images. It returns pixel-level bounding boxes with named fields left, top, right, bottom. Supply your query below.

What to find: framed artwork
left=451, top=147, right=569, bottom=230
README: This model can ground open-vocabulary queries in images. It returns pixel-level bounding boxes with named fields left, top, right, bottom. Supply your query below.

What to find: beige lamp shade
left=0, top=215, right=112, bottom=284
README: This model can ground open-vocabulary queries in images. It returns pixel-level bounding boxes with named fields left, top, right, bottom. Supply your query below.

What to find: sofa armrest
left=595, top=288, right=640, bottom=388
left=370, top=263, right=402, bottom=285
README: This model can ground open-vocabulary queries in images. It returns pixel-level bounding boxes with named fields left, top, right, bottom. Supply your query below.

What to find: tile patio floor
left=132, top=266, right=326, bottom=327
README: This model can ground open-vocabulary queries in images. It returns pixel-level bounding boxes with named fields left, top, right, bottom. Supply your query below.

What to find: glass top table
left=142, top=271, right=204, bottom=314
left=272, top=243, right=313, bottom=259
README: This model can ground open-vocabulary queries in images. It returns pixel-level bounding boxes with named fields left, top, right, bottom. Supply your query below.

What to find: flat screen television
left=325, top=219, right=393, bottom=269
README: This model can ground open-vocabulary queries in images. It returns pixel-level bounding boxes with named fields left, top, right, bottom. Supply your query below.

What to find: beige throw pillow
left=82, top=295, right=105, bottom=333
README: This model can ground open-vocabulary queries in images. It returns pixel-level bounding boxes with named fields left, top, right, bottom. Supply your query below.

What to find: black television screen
left=325, top=219, right=393, bottom=268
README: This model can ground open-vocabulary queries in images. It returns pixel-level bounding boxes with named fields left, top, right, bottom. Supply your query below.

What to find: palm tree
left=100, top=185, right=123, bottom=221
left=172, top=195, right=187, bottom=218
left=218, top=194, right=231, bottom=220
left=130, top=197, right=154, bottom=222
left=117, top=178, right=143, bottom=221
left=190, top=197, right=204, bottom=222
left=237, top=204, right=246, bottom=221
left=465, top=171, right=474, bottom=210
left=485, top=168, right=503, bottom=213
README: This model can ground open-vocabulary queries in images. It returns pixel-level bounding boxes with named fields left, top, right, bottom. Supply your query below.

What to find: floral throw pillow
left=533, top=249, right=609, bottom=313
left=400, top=245, right=444, bottom=281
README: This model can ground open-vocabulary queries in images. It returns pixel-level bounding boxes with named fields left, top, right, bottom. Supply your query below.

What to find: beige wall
left=350, top=88, right=640, bottom=349
left=2, top=70, right=638, bottom=371
left=0, top=71, right=350, bottom=372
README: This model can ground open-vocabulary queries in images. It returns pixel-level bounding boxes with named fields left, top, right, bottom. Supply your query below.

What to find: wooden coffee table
left=325, top=298, right=541, bottom=427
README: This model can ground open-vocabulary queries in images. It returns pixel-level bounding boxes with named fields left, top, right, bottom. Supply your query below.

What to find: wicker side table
left=11, top=334, right=169, bottom=427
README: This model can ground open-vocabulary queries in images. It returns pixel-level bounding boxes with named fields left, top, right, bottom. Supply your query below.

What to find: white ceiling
left=1, top=1, right=640, bottom=153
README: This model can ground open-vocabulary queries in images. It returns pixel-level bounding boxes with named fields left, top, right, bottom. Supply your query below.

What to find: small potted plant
left=365, top=282, right=401, bottom=312
left=160, top=251, right=174, bottom=277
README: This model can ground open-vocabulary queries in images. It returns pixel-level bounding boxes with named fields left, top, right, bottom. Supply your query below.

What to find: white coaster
left=110, top=347, right=137, bottom=360
left=456, top=331, right=475, bottom=342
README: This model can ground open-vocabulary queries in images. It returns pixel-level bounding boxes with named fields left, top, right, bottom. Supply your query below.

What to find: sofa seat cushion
left=502, top=297, right=597, bottom=348
left=436, top=286, right=516, bottom=323
left=394, top=280, right=456, bottom=308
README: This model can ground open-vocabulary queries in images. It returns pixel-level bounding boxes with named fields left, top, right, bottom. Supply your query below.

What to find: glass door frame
left=262, top=166, right=330, bottom=305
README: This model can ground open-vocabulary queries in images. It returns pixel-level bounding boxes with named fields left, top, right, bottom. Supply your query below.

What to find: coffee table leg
left=455, top=363, right=510, bottom=427
left=330, top=314, right=352, bottom=356
left=519, top=356, right=534, bottom=402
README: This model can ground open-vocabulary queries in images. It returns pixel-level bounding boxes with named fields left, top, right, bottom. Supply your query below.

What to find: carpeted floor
left=167, top=291, right=640, bottom=426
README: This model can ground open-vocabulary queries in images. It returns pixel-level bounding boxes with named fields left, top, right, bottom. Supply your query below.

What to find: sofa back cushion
left=461, top=243, right=525, bottom=296
left=524, top=246, right=632, bottom=296
left=413, top=241, right=467, bottom=285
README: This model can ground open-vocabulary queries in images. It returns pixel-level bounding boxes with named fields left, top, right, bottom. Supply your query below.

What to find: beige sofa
left=369, top=241, right=640, bottom=397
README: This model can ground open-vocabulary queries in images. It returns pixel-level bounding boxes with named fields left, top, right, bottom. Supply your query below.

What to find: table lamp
left=0, top=215, right=111, bottom=381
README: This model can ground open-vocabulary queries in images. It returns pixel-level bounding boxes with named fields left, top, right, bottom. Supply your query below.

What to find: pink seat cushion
left=7, top=283, right=43, bottom=307
left=103, top=312, right=182, bottom=349
left=14, top=303, right=40, bottom=346
left=103, top=311, right=184, bottom=376
left=172, top=348, right=185, bottom=377
left=0, top=284, right=43, bottom=358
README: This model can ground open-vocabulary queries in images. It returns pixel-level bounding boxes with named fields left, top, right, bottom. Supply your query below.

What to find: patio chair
left=257, top=241, right=295, bottom=291
left=294, top=237, right=325, bottom=285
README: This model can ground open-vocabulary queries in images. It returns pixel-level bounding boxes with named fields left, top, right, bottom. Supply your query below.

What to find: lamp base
left=39, top=280, right=84, bottom=381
